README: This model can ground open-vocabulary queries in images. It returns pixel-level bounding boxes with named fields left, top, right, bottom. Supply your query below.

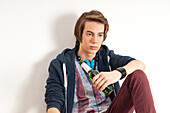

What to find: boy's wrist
left=115, top=67, right=127, bottom=80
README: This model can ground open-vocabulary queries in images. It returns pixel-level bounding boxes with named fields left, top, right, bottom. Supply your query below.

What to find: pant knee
left=126, top=70, right=149, bottom=89
left=130, top=70, right=147, bottom=81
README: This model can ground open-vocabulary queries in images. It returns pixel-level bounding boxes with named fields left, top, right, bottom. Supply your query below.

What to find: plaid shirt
left=72, top=60, right=111, bottom=113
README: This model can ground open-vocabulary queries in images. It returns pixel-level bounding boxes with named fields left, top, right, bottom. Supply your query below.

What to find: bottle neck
left=79, top=60, right=92, bottom=73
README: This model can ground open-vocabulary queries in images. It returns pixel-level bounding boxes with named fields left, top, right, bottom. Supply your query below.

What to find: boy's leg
left=105, top=70, right=156, bottom=113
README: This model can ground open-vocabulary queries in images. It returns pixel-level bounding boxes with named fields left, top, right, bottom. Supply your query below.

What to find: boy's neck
left=77, top=50, right=96, bottom=61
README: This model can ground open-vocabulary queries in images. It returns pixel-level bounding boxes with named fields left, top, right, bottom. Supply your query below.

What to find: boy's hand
left=92, top=70, right=121, bottom=91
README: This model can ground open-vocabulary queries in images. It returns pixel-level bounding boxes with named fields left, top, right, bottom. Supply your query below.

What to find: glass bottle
left=79, top=60, right=114, bottom=95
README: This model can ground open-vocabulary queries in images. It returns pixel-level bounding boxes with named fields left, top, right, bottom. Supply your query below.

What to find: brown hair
left=74, top=10, right=109, bottom=47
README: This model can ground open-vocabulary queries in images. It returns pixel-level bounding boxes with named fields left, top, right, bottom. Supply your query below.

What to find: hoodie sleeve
left=45, top=59, right=65, bottom=112
left=109, top=50, right=136, bottom=70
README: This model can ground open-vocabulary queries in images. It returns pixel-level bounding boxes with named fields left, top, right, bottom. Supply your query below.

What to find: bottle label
left=81, top=62, right=92, bottom=73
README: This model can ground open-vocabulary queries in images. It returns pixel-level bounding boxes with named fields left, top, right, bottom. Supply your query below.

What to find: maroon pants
left=105, top=70, right=156, bottom=113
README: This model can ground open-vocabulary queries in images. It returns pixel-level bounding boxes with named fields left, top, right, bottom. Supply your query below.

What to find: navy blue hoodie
left=45, top=45, right=135, bottom=113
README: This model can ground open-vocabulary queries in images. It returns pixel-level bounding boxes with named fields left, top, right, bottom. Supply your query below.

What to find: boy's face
left=79, top=21, right=104, bottom=55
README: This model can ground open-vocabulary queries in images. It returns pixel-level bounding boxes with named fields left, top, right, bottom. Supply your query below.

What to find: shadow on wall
left=14, top=13, right=77, bottom=113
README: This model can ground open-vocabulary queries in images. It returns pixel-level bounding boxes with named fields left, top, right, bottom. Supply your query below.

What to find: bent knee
left=130, top=70, right=147, bottom=81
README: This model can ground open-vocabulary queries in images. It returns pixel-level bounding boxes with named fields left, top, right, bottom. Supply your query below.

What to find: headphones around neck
left=76, top=51, right=98, bottom=61
left=76, top=51, right=98, bottom=69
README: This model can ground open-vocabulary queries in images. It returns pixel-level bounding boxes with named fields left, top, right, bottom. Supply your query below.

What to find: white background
left=0, top=0, right=170, bottom=113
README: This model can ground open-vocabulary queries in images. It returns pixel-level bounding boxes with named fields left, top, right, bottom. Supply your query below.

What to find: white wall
left=0, top=0, right=169, bottom=113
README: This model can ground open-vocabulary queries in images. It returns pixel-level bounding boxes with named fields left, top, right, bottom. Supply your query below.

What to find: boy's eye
left=99, top=34, right=103, bottom=37
left=87, top=33, right=92, bottom=36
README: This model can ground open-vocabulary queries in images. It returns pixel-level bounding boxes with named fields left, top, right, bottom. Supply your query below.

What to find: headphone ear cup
left=76, top=51, right=81, bottom=61
left=77, top=56, right=81, bottom=61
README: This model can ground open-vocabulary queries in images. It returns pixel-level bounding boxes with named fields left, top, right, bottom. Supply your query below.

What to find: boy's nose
left=91, top=35, right=98, bottom=43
